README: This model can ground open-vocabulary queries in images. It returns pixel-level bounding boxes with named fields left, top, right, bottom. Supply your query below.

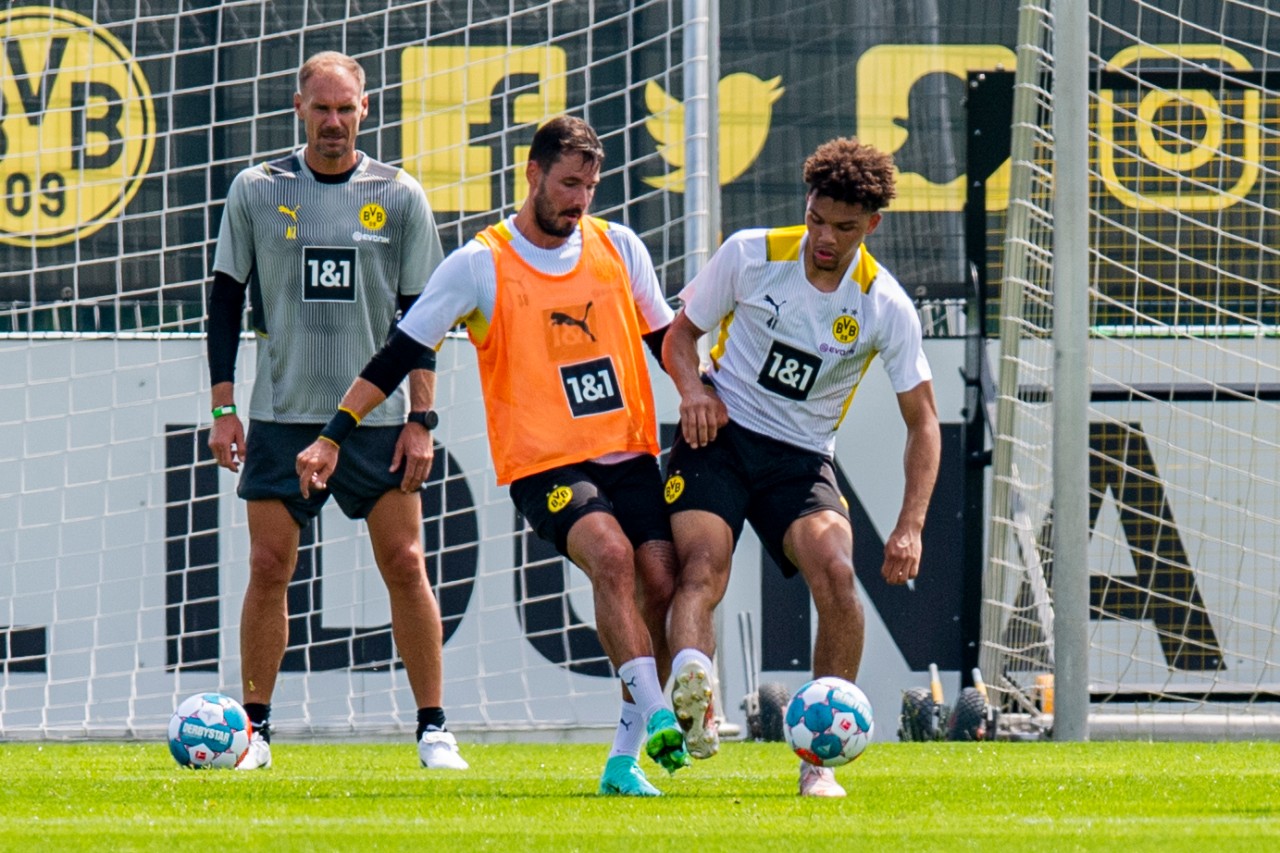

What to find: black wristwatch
left=407, top=410, right=439, bottom=430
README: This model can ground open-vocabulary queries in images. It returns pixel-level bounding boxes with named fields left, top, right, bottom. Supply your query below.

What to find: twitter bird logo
left=644, top=73, right=784, bottom=192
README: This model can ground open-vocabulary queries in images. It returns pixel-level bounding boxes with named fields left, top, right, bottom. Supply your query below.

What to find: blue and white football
left=168, top=692, right=252, bottom=769
left=784, top=677, right=874, bottom=767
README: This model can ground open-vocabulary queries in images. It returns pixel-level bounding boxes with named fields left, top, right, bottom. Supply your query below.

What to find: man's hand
left=296, top=439, right=340, bottom=498
left=208, top=413, right=246, bottom=473
left=392, top=422, right=435, bottom=492
left=881, top=523, right=923, bottom=586
left=678, top=384, right=729, bottom=448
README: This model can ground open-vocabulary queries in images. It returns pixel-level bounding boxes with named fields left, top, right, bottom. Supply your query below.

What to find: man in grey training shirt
left=204, top=51, right=466, bottom=771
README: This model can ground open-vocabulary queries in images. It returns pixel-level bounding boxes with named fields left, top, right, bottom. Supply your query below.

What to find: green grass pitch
left=2, top=740, right=1278, bottom=851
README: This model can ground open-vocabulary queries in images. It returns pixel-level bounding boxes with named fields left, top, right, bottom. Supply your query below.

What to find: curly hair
left=802, top=137, right=896, bottom=211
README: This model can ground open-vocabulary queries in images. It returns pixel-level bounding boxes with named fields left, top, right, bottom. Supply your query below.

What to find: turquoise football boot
left=598, top=755, right=662, bottom=796
left=644, top=708, right=691, bottom=774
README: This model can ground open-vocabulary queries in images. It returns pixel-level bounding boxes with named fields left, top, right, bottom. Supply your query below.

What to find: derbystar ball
left=167, top=692, right=252, bottom=769
left=784, top=677, right=874, bottom=767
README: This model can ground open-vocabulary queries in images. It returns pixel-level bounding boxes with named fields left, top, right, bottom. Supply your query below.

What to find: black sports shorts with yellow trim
left=508, top=455, right=672, bottom=559
left=238, top=420, right=410, bottom=526
left=663, top=420, right=849, bottom=578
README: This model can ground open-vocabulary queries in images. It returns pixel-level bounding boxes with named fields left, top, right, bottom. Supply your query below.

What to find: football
left=167, top=692, right=252, bottom=769
left=784, top=676, right=874, bottom=767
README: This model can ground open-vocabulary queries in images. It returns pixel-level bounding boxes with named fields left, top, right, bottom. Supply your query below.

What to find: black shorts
left=238, top=420, right=410, bottom=526
left=663, top=420, right=848, bottom=577
left=508, top=455, right=673, bottom=559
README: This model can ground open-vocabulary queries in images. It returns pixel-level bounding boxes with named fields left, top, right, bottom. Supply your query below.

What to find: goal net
left=0, top=0, right=709, bottom=739
left=980, top=0, right=1280, bottom=737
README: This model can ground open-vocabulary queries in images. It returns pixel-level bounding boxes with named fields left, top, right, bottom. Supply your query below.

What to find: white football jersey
left=679, top=225, right=931, bottom=456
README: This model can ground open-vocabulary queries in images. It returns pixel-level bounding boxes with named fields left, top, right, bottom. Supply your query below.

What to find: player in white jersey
left=295, top=116, right=691, bottom=796
left=662, top=137, right=941, bottom=797
left=204, top=51, right=466, bottom=772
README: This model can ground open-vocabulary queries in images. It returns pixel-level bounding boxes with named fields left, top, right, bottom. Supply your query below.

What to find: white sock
left=672, top=648, right=714, bottom=678
left=617, top=656, right=666, bottom=719
left=609, top=700, right=646, bottom=759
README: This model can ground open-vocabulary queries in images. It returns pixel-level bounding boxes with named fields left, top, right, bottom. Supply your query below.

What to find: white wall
left=0, top=334, right=962, bottom=738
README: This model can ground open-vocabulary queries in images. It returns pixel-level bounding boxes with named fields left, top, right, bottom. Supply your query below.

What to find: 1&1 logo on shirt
left=758, top=340, right=821, bottom=400
left=559, top=356, right=623, bottom=417
left=303, top=246, right=357, bottom=302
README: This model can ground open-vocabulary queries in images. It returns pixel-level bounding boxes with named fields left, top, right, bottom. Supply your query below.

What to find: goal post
left=978, top=0, right=1280, bottom=738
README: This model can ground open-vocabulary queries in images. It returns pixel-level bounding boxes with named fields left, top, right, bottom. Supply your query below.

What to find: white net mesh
left=982, top=0, right=1280, bottom=736
left=1, top=0, right=704, bottom=738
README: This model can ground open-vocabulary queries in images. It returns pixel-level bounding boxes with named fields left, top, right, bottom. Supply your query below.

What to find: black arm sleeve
left=360, top=328, right=432, bottom=397
left=642, top=324, right=670, bottom=373
left=394, top=292, right=437, bottom=372
left=206, top=271, right=248, bottom=385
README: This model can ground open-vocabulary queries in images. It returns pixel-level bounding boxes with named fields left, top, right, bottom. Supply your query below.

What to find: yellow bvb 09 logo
left=832, top=315, right=859, bottom=344
left=546, top=486, right=573, bottom=514
left=0, top=7, right=156, bottom=247
left=664, top=475, right=685, bottom=505
left=359, top=202, right=386, bottom=230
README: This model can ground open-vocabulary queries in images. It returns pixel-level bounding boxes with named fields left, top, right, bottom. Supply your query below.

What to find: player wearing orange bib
left=295, top=116, right=689, bottom=796
left=470, top=215, right=660, bottom=485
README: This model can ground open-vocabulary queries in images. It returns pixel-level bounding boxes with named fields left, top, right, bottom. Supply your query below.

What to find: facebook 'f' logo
left=400, top=46, right=568, bottom=213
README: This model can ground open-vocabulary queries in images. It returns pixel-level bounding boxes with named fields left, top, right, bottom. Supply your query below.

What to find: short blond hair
left=297, top=51, right=365, bottom=95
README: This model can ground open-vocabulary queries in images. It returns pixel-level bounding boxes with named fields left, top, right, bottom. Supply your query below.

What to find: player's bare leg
left=667, top=509, right=735, bottom=759
left=597, top=537, right=679, bottom=795
left=667, top=509, right=734, bottom=656
left=566, top=513, right=688, bottom=783
left=366, top=489, right=443, bottom=706
left=635, top=538, right=678, bottom=684
left=242, top=500, right=301, bottom=704
left=238, top=499, right=301, bottom=769
left=566, top=513, right=654, bottom=665
left=786, top=510, right=863, bottom=683
left=785, top=510, right=860, bottom=798
left=366, top=489, right=466, bottom=769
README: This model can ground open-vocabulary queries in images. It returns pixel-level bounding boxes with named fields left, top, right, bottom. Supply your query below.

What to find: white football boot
left=798, top=761, right=846, bottom=797
left=418, top=727, right=469, bottom=770
left=236, top=732, right=272, bottom=771
left=672, top=660, right=719, bottom=759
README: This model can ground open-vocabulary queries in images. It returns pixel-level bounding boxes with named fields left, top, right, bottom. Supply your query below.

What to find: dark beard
left=533, top=187, right=580, bottom=238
